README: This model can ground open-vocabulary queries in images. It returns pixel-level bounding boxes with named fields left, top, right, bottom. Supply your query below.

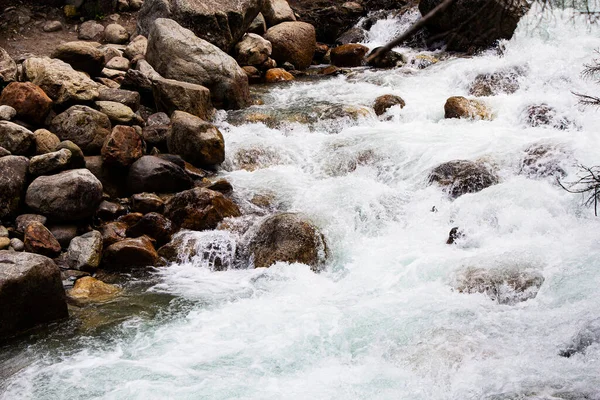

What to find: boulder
left=131, top=192, right=165, bottom=214
left=418, top=0, right=530, bottom=51
left=124, top=35, right=148, bottom=59
left=104, top=23, right=130, bottom=44
left=0, top=105, right=16, bottom=121
left=264, top=68, right=294, bottom=83
left=66, top=230, right=103, bottom=271
left=373, top=94, right=405, bottom=116
left=153, top=78, right=214, bottom=120
left=262, top=0, right=296, bottom=26
left=127, top=155, right=193, bottom=194
left=0, top=251, right=68, bottom=340
left=78, top=20, right=105, bottom=41
left=127, top=212, right=174, bottom=246
left=0, top=121, right=34, bottom=155
left=264, top=21, right=316, bottom=70
left=0, top=82, right=53, bottom=125
left=469, top=67, right=523, bottom=97
left=50, top=105, right=111, bottom=154
left=0, top=156, right=29, bottom=219
left=25, top=169, right=104, bottom=221
left=367, top=47, right=404, bottom=69
left=99, top=221, right=128, bottom=247
left=33, top=129, right=60, bottom=155
left=164, top=187, right=241, bottom=231
left=101, top=125, right=143, bottom=167
left=23, top=221, right=61, bottom=258
left=247, top=213, right=327, bottom=270
left=168, top=111, right=225, bottom=167
left=444, top=96, right=492, bottom=120
left=452, top=266, right=544, bottom=305
left=67, top=276, right=119, bottom=303
left=102, top=236, right=158, bottom=269
left=51, top=41, right=105, bottom=77
left=146, top=18, right=251, bottom=109
left=22, top=57, right=99, bottom=105
left=0, top=47, right=17, bottom=85
left=28, top=149, right=72, bottom=176
left=428, top=160, right=498, bottom=198
left=330, top=43, right=368, bottom=67
left=137, top=0, right=263, bottom=52
left=95, top=101, right=138, bottom=125
left=235, top=33, right=272, bottom=66
left=97, top=88, right=141, bottom=111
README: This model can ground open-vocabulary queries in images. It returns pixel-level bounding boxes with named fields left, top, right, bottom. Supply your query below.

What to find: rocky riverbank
left=0, top=0, right=544, bottom=342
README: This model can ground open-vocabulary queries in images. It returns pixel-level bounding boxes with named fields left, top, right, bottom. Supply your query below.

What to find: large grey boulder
left=50, top=105, right=111, bottom=154
left=264, top=21, right=316, bottom=70
left=168, top=111, right=225, bottom=167
left=0, top=251, right=68, bottom=340
left=137, top=0, right=263, bottom=52
left=0, top=156, right=29, bottom=220
left=419, top=0, right=530, bottom=51
left=22, top=57, right=99, bottom=105
left=146, top=18, right=250, bottom=109
left=0, top=121, right=34, bottom=155
left=0, top=47, right=17, bottom=85
left=25, top=169, right=103, bottom=221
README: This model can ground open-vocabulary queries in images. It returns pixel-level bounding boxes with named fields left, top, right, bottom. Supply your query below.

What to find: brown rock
left=101, top=125, right=143, bottom=168
left=23, top=221, right=61, bottom=258
left=99, top=221, right=128, bottom=247
left=131, top=192, right=164, bottom=214
left=264, top=21, right=316, bottom=70
left=428, top=160, right=498, bottom=198
left=168, top=111, right=225, bottom=167
left=164, top=187, right=241, bottom=231
left=51, top=41, right=105, bottom=77
left=153, top=78, right=214, bottom=120
left=373, top=94, right=405, bottom=116
left=67, top=276, right=120, bottom=304
left=15, top=214, right=47, bottom=234
left=127, top=212, right=174, bottom=246
left=50, top=105, right=112, bottom=155
left=33, top=129, right=60, bottom=155
left=330, top=44, right=369, bottom=67
left=0, top=82, right=53, bottom=125
left=444, top=96, right=492, bottom=120
left=264, top=68, right=294, bottom=83
left=102, top=236, right=158, bottom=269
left=95, top=200, right=127, bottom=221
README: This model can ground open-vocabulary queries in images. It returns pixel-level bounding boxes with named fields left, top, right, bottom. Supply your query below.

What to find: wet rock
left=95, top=101, right=138, bottom=125
left=55, top=140, right=85, bottom=168
left=23, top=221, right=61, bottom=258
left=47, top=224, right=79, bottom=248
left=336, top=27, right=366, bottom=45
left=117, top=213, right=145, bottom=229
left=146, top=18, right=251, bottom=109
left=104, top=23, right=129, bottom=44
left=33, top=129, right=60, bottom=155
left=78, top=20, right=105, bottom=41
left=451, top=266, right=544, bottom=305
left=560, top=318, right=600, bottom=357
left=0, top=121, right=34, bottom=155
left=469, top=67, right=523, bottom=97
left=102, top=235, right=158, bottom=269
left=242, top=66, right=262, bottom=84
left=446, top=227, right=464, bottom=244
left=127, top=212, right=174, bottom=246
left=265, top=68, right=294, bottom=82
left=429, top=160, right=498, bottom=198
left=444, top=96, right=492, bottom=120
left=158, top=230, right=237, bottom=270
left=95, top=200, right=127, bottom=221
left=97, top=88, right=140, bottom=111
left=15, top=214, right=47, bottom=234
left=235, top=33, right=273, bottom=66
left=367, top=47, right=404, bottom=69
left=67, top=276, right=119, bottom=304
left=127, top=155, right=193, bottom=194
left=124, top=35, right=148, bottom=60
left=0, top=82, right=53, bottom=125
left=22, top=57, right=99, bottom=105
left=43, top=20, right=63, bottom=32
left=105, top=56, right=130, bottom=71
left=99, top=221, right=128, bottom=247
left=137, top=0, right=263, bottom=52
left=247, top=213, right=327, bottom=270
left=131, top=193, right=165, bottom=214
left=331, top=43, right=369, bottom=67
left=0, top=251, right=68, bottom=340
left=28, top=149, right=72, bottom=176
left=168, top=111, right=225, bottom=167
left=519, top=143, right=567, bottom=179
left=523, top=104, right=575, bottom=130
left=373, top=94, right=405, bottom=116
left=164, top=187, right=241, bottom=231
left=51, top=41, right=105, bottom=77
left=26, top=169, right=104, bottom=221
left=0, top=156, right=29, bottom=219
left=248, top=13, right=267, bottom=34
left=101, top=125, right=143, bottom=167
left=410, top=54, right=438, bottom=69
left=153, top=78, right=214, bottom=120
left=419, top=0, right=530, bottom=51
left=66, top=230, right=103, bottom=271
left=0, top=105, right=16, bottom=121
left=10, top=238, right=24, bottom=251
left=0, top=47, right=17, bottom=85
left=260, top=57, right=277, bottom=70
left=264, top=21, right=316, bottom=70
left=50, top=105, right=111, bottom=154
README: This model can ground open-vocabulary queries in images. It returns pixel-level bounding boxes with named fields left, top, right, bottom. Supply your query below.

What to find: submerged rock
left=560, top=318, right=600, bottom=357
left=523, top=104, right=576, bottom=130
left=429, top=160, right=498, bottom=198
left=444, top=96, right=492, bottom=120
left=158, top=230, right=237, bottom=270
left=373, top=94, right=405, bottom=116
left=0, top=251, right=68, bottom=340
left=67, top=276, right=120, bottom=304
left=469, top=66, right=524, bottom=97
left=247, top=213, right=327, bottom=270
left=519, top=143, right=567, bottom=179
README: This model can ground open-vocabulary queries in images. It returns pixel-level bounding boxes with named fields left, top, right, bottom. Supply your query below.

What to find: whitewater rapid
left=3, top=5, right=600, bottom=399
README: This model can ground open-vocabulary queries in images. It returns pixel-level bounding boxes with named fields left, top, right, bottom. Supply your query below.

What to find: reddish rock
left=265, top=68, right=294, bottom=83
left=264, top=21, right=316, bottom=70
left=330, top=44, right=369, bottom=67
left=101, top=125, right=143, bottom=168
left=99, top=221, right=128, bottom=247
left=373, top=94, right=405, bottom=116
left=102, top=236, right=158, bottom=269
left=23, top=221, right=61, bottom=258
left=0, top=82, right=53, bottom=125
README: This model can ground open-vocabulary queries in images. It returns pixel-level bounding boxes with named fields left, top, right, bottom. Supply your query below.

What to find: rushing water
left=4, top=5, right=600, bottom=400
